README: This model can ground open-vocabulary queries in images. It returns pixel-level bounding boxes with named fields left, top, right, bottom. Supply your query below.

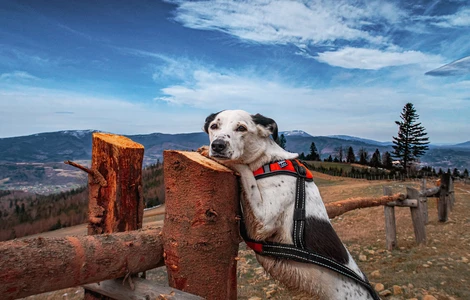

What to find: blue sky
left=0, top=0, right=469, bottom=143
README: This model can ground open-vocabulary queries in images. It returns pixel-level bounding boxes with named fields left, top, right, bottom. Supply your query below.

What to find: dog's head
left=203, top=110, right=278, bottom=161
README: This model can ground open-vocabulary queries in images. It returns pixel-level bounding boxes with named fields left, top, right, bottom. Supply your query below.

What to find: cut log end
left=93, top=132, right=144, bottom=149
left=165, top=150, right=236, bottom=173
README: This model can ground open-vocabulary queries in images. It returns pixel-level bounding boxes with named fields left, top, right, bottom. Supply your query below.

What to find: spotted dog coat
left=203, top=110, right=374, bottom=300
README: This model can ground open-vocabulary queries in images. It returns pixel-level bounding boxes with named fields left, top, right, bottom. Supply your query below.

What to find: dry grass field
left=20, top=172, right=470, bottom=300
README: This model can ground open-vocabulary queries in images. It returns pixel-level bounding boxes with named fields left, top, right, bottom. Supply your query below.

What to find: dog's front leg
left=231, top=164, right=280, bottom=239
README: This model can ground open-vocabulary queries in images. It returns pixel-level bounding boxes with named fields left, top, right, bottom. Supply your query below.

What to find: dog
left=201, top=110, right=377, bottom=300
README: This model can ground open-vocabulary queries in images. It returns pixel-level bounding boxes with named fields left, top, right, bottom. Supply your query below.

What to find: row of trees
left=298, top=144, right=394, bottom=169
left=280, top=103, right=451, bottom=176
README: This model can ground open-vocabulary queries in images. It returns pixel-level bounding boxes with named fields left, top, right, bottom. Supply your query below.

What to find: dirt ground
left=20, top=174, right=470, bottom=300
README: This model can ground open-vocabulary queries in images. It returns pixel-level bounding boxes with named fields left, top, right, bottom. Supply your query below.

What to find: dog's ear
left=203, top=111, right=222, bottom=133
left=252, top=113, right=279, bottom=141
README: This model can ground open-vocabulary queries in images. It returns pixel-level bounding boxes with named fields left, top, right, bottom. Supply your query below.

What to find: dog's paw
left=197, top=145, right=210, bottom=157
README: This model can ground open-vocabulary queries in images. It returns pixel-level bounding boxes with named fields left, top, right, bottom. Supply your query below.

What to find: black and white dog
left=202, top=110, right=377, bottom=300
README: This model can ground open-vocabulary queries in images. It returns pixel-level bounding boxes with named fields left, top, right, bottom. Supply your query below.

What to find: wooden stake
left=85, top=133, right=145, bottom=300
left=162, top=150, right=240, bottom=300
left=408, top=187, right=426, bottom=244
left=438, top=173, right=451, bottom=222
left=87, top=132, right=145, bottom=234
left=383, top=187, right=397, bottom=251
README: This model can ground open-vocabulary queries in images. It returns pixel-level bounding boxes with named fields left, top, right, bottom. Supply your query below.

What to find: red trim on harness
left=246, top=241, right=263, bottom=253
left=253, top=159, right=313, bottom=180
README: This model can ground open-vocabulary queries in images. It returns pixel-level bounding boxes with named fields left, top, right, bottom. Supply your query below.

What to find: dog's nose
left=211, top=139, right=227, bottom=153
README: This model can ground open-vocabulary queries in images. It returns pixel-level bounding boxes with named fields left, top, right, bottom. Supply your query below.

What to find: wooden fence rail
left=0, top=228, right=164, bottom=299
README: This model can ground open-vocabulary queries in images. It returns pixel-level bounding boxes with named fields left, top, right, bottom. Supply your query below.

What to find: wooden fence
left=0, top=133, right=456, bottom=300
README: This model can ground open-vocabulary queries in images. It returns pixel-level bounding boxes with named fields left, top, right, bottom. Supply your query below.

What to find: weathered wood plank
left=0, top=228, right=164, bottom=300
left=163, top=150, right=240, bottom=300
left=84, top=277, right=204, bottom=300
left=383, top=187, right=397, bottom=251
left=407, top=187, right=426, bottom=244
left=438, top=173, right=451, bottom=222
left=386, top=199, right=418, bottom=207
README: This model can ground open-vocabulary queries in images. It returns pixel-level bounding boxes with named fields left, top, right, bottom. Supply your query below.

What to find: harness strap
left=291, top=159, right=306, bottom=249
left=241, top=221, right=379, bottom=299
left=246, top=159, right=380, bottom=300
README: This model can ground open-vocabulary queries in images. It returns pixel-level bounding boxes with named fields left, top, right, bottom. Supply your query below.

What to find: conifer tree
left=392, top=103, right=429, bottom=175
left=370, top=149, right=381, bottom=168
left=358, top=148, right=369, bottom=165
left=307, top=142, right=321, bottom=161
left=381, top=151, right=393, bottom=169
left=346, top=146, right=356, bottom=163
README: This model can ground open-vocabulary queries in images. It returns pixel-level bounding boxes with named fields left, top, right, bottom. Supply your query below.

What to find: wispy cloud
left=425, top=55, right=470, bottom=76
left=0, top=71, right=39, bottom=82
left=316, top=47, right=443, bottom=70
left=430, top=8, right=470, bottom=28
left=165, top=0, right=400, bottom=47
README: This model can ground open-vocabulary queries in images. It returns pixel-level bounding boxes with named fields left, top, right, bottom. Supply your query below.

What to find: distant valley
left=0, top=129, right=469, bottom=194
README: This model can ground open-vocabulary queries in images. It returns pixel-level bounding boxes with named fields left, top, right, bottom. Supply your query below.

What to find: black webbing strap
left=240, top=220, right=379, bottom=299
left=291, top=159, right=306, bottom=249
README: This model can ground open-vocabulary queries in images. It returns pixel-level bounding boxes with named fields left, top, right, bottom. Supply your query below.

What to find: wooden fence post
left=421, top=179, right=428, bottom=224
left=163, top=150, right=240, bottom=300
left=383, top=187, right=397, bottom=251
left=85, top=133, right=145, bottom=299
left=438, top=173, right=451, bottom=222
left=407, top=187, right=426, bottom=244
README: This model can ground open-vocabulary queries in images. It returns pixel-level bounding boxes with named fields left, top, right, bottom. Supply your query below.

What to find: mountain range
left=1, top=129, right=469, bottom=168
left=0, top=129, right=469, bottom=192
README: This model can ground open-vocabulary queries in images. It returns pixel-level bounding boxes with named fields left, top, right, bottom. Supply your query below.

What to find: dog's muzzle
left=211, top=139, right=228, bottom=157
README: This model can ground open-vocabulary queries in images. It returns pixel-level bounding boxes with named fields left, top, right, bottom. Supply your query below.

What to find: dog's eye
left=210, top=123, right=218, bottom=130
left=236, top=125, right=247, bottom=132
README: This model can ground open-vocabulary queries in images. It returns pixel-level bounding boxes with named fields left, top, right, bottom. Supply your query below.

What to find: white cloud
left=0, top=71, right=39, bottom=82
left=425, top=55, right=470, bottom=76
left=315, top=47, right=443, bottom=70
left=165, top=0, right=404, bottom=46
left=431, top=8, right=470, bottom=28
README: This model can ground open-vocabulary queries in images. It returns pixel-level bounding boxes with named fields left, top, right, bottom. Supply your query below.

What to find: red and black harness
left=240, top=159, right=379, bottom=300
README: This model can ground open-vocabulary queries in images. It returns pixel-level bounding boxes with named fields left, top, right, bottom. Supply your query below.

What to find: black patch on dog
left=251, top=113, right=279, bottom=142
left=303, top=217, right=349, bottom=264
left=204, top=111, right=223, bottom=133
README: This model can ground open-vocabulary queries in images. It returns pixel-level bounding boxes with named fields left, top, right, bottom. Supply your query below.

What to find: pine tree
left=307, top=142, right=320, bottom=161
left=370, top=149, right=381, bottom=168
left=358, top=148, right=369, bottom=165
left=346, top=146, right=356, bottom=163
left=327, top=155, right=333, bottom=162
left=381, top=151, right=393, bottom=169
left=452, top=168, right=460, bottom=178
left=463, top=168, right=469, bottom=178
left=392, top=103, right=429, bottom=175
left=278, top=134, right=287, bottom=149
